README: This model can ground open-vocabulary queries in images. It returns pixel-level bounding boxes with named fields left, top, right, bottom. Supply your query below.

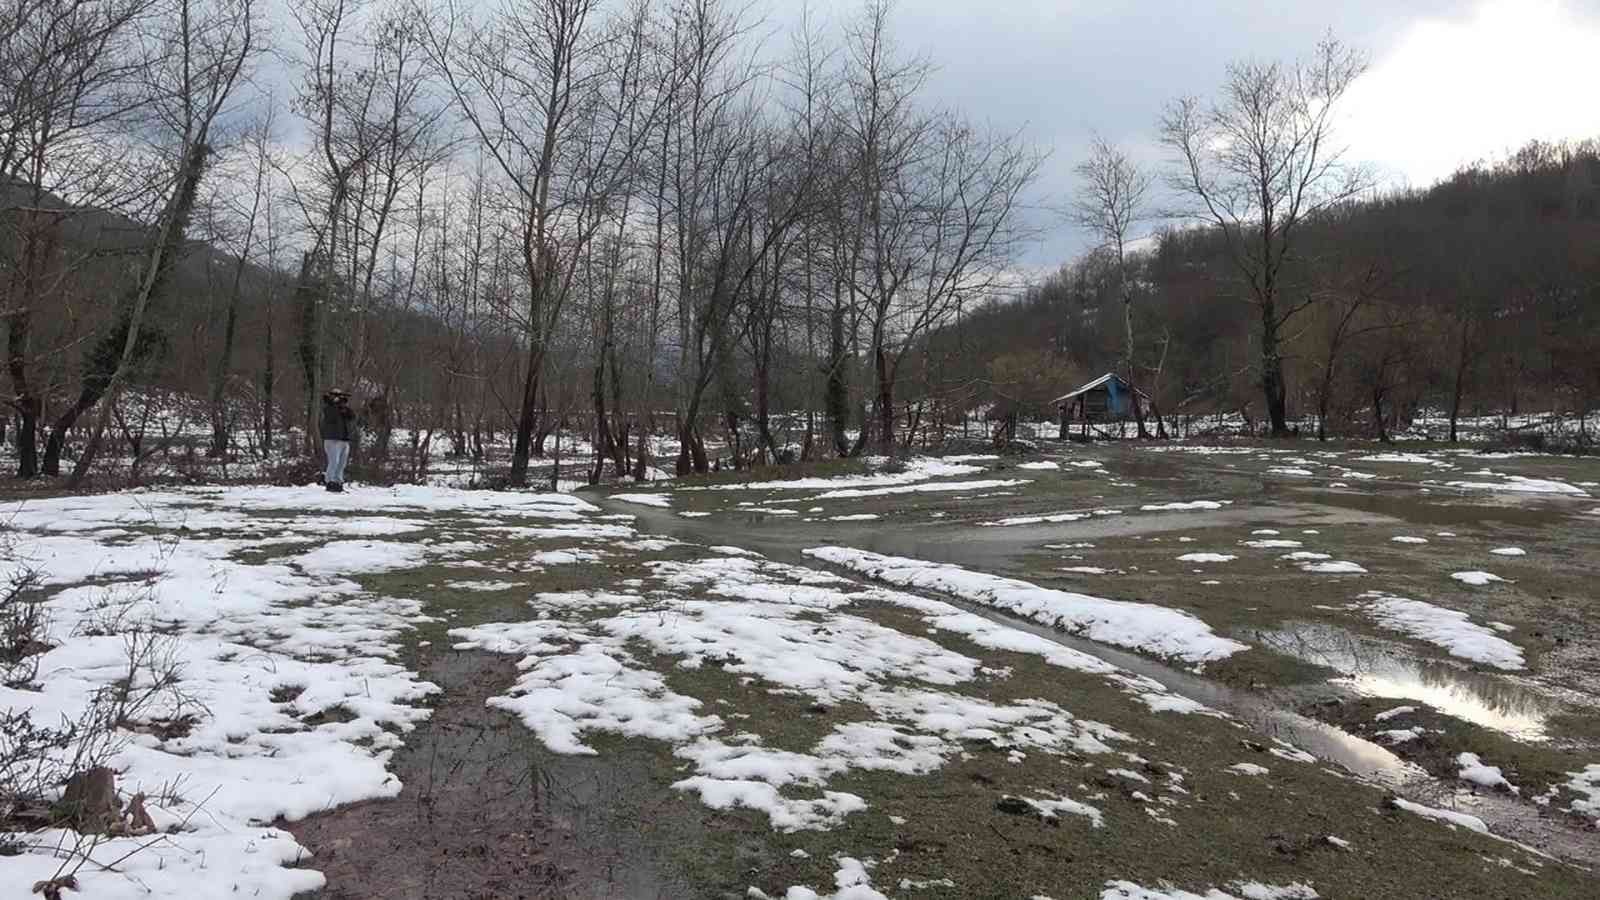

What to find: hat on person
left=327, top=388, right=349, bottom=398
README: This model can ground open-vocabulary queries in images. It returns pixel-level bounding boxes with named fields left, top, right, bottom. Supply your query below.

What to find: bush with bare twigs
left=1, top=531, right=202, bottom=865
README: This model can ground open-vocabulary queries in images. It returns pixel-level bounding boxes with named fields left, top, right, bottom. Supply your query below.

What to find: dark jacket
left=321, top=398, right=355, bottom=441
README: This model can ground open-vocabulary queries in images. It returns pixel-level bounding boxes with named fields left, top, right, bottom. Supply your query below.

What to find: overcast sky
left=778, top=0, right=1600, bottom=271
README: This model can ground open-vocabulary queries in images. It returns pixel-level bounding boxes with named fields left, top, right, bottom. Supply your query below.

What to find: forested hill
left=932, top=140, right=1600, bottom=441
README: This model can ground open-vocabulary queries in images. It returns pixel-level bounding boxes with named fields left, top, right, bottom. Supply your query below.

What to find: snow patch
left=805, top=548, right=1247, bottom=663
left=1457, top=752, right=1518, bottom=793
left=1359, top=592, right=1524, bottom=670
left=610, top=493, right=671, bottom=508
left=1390, top=798, right=1489, bottom=834
left=1451, top=571, right=1507, bottom=586
left=1176, top=553, right=1236, bottom=563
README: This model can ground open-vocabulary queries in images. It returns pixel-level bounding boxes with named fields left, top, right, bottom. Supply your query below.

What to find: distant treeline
left=930, top=140, right=1600, bottom=445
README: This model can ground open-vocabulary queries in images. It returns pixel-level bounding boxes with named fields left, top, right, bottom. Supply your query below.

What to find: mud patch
left=284, top=650, right=700, bottom=899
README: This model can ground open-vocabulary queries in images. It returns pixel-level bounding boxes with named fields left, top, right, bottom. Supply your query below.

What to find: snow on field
left=295, top=539, right=439, bottom=575
left=1243, top=539, right=1302, bottom=549
left=1490, top=547, right=1526, bottom=557
left=1390, top=798, right=1489, bottom=834
left=984, top=511, right=1091, bottom=526
left=610, top=493, right=671, bottom=508
left=828, top=514, right=881, bottom=522
left=1228, top=763, right=1270, bottom=776
left=1451, top=571, right=1508, bottom=586
left=1391, top=536, right=1429, bottom=544
left=1102, top=880, right=1319, bottom=899
left=1358, top=592, right=1525, bottom=670
left=1363, top=452, right=1449, bottom=466
left=450, top=553, right=1143, bottom=833
left=1374, top=705, right=1416, bottom=721
left=1565, top=766, right=1600, bottom=820
left=813, top=478, right=1029, bottom=500
left=1267, top=467, right=1315, bottom=477
left=1378, top=727, right=1425, bottom=743
left=1141, top=500, right=1229, bottom=512
left=804, top=548, right=1247, bottom=663
left=1018, top=461, right=1061, bottom=470
left=1457, top=753, right=1518, bottom=793
left=443, top=579, right=521, bottom=592
left=0, top=486, right=592, bottom=897
left=1177, top=553, right=1236, bottom=563
left=1139, top=446, right=1260, bottom=456
left=1444, top=475, right=1588, bottom=496
left=1299, top=561, right=1367, bottom=575
left=530, top=548, right=606, bottom=565
left=751, top=856, right=889, bottom=900
left=685, top=457, right=984, bottom=492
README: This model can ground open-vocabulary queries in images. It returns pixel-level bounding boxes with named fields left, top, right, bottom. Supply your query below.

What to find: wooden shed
left=1054, top=373, right=1150, bottom=440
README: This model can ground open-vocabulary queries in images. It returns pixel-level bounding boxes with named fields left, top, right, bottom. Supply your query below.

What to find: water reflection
left=1254, top=622, right=1553, bottom=741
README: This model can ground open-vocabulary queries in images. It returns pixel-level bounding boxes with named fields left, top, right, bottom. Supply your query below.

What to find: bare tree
left=207, top=108, right=275, bottom=457
left=1159, top=34, right=1369, bottom=437
left=0, top=0, right=153, bottom=477
left=68, top=0, right=258, bottom=485
left=424, top=0, right=657, bottom=486
left=1070, top=134, right=1153, bottom=436
left=288, top=0, right=377, bottom=454
left=845, top=0, right=1041, bottom=455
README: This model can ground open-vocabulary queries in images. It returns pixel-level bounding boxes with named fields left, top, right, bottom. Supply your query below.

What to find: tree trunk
left=1125, top=297, right=1151, bottom=440
left=294, top=250, right=320, bottom=452
left=1372, top=383, right=1390, bottom=444
left=510, top=359, right=542, bottom=486
left=70, top=140, right=210, bottom=487
left=1260, top=298, right=1290, bottom=437
left=826, top=300, right=850, bottom=458
left=44, top=315, right=150, bottom=475
left=5, top=209, right=50, bottom=479
left=1448, top=321, right=1471, bottom=444
left=874, top=348, right=894, bottom=455
left=10, top=394, right=39, bottom=479
left=208, top=251, right=251, bottom=457
left=262, top=301, right=274, bottom=457
left=590, top=336, right=618, bottom=485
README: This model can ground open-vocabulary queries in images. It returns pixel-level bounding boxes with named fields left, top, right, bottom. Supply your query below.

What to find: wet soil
left=600, top=448, right=1600, bottom=867
left=283, top=649, right=702, bottom=900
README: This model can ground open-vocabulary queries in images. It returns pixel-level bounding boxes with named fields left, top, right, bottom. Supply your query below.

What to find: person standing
left=320, top=388, right=356, bottom=492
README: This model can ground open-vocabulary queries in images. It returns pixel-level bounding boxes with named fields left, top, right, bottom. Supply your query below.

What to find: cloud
left=1342, top=0, right=1600, bottom=188
left=784, top=0, right=1599, bottom=266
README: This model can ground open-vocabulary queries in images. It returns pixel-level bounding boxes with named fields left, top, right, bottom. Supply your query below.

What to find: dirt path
left=284, top=650, right=700, bottom=899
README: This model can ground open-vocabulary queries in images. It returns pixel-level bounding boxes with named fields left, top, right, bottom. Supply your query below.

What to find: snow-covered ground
left=1, top=485, right=605, bottom=897
left=804, top=548, right=1248, bottom=664
left=1357, top=592, right=1526, bottom=671
left=4, top=441, right=1593, bottom=896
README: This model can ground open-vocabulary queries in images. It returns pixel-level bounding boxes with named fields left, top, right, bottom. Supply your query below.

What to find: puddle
left=937, top=602, right=1597, bottom=865
left=605, top=495, right=1600, bottom=865
left=618, top=498, right=1391, bottom=574
left=1306, top=487, right=1567, bottom=528
left=1252, top=622, right=1556, bottom=741
left=941, top=601, right=1423, bottom=784
left=285, top=650, right=703, bottom=899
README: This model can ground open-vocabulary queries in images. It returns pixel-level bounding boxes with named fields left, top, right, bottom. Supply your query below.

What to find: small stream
left=607, top=497, right=1598, bottom=864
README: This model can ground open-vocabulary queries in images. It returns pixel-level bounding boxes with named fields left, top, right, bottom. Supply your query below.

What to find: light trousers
left=324, top=439, right=351, bottom=485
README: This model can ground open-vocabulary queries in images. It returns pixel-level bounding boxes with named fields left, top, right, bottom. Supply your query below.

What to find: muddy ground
left=281, top=441, right=1600, bottom=898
